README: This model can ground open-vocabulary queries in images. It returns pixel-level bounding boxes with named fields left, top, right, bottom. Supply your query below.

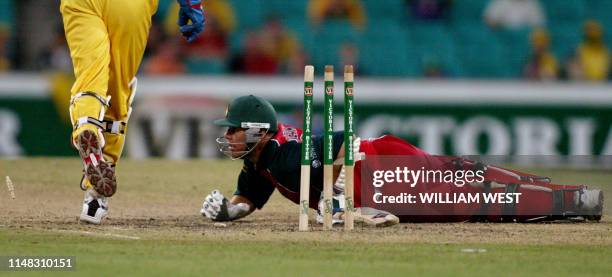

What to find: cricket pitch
left=1, top=158, right=611, bottom=276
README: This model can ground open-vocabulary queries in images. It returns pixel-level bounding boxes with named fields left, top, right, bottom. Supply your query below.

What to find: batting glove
left=200, top=190, right=251, bottom=222
left=177, top=0, right=205, bottom=43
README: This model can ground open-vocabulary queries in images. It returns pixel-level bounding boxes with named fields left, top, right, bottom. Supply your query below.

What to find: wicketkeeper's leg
left=62, top=0, right=116, bottom=197
left=100, top=0, right=156, bottom=164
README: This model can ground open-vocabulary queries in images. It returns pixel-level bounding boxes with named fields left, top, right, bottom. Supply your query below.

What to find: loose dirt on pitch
left=1, top=158, right=611, bottom=245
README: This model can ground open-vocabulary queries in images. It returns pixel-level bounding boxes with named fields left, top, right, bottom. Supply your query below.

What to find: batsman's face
left=224, top=127, right=248, bottom=158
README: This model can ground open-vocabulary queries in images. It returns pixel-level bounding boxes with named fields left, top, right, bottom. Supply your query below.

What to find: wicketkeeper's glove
left=200, top=190, right=250, bottom=221
left=177, top=0, right=205, bottom=43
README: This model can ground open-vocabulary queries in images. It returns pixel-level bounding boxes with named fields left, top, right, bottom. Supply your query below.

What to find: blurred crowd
left=0, top=0, right=610, bottom=81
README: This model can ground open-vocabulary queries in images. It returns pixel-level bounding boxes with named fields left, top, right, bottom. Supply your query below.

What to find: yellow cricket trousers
left=61, top=0, right=158, bottom=164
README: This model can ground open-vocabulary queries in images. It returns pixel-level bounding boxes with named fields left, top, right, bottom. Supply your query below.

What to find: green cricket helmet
left=213, top=95, right=278, bottom=132
left=214, top=95, right=278, bottom=159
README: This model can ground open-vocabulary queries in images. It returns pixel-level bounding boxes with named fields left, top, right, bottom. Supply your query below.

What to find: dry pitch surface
left=1, top=158, right=611, bottom=276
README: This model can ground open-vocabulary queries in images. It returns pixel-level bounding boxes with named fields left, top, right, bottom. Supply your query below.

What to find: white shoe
left=354, top=207, right=400, bottom=227
left=574, top=188, right=603, bottom=221
left=79, top=189, right=109, bottom=224
left=316, top=196, right=345, bottom=226
left=315, top=210, right=345, bottom=225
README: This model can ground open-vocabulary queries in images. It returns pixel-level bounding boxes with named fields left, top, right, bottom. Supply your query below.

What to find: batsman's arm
left=228, top=195, right=256, bottom=220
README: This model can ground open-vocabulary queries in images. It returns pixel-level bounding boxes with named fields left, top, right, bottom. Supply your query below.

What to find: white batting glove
left=201, top=190, right=230, bottom=221
left=200, top=190, right=251, bottom=222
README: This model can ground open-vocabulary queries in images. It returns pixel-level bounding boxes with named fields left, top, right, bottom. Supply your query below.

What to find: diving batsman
left=61, top=0, right=205, bottom=224
left=201, top=95, right=604, bottom=226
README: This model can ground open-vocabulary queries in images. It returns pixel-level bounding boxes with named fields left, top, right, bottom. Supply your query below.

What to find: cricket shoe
left=354, top=207, right=400, bottom=227
left=80, top=189, right=109, bottom=224
left=574, top=188, right=604, bottom=221
left=316, top=195, right=346, bottom=225
left=75, top=129, right=116, bottom=197
left=316, top=209, right=345, bottom=226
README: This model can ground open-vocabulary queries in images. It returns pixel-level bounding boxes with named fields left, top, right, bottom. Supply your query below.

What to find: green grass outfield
left=2, top=229, right=611, bottom=276
left=1, top=158, right=611, bottom=276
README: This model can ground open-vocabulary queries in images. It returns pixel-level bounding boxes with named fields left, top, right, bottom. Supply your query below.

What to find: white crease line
left=55, top=229, right=141, bottom=240
left=460, top=248, right=487, bottom=253
left=6, top=176, right=15, bottom=199
left=111, top=226, right=131, bottom=231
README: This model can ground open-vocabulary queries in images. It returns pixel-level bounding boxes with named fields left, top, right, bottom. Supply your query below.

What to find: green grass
left=2, top=229, right=611, bottom=276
